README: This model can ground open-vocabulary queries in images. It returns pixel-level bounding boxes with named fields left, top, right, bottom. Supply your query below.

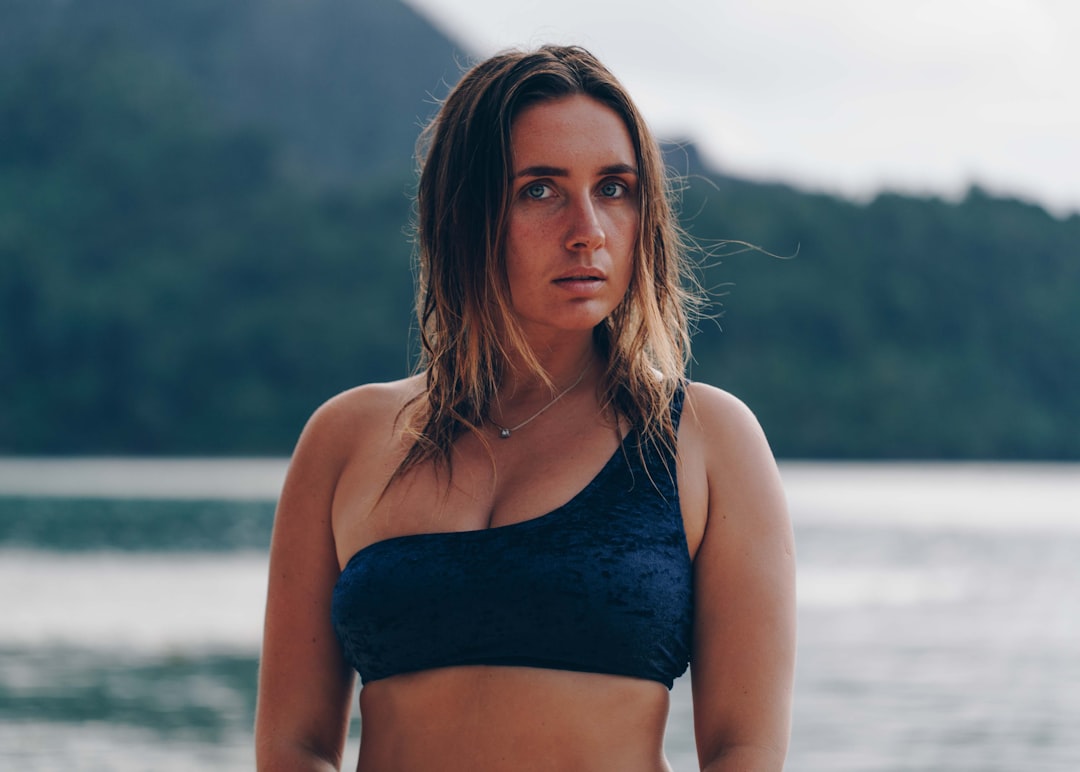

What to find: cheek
left=509, top=209, right=548, bottom=241
left=607, top=208, right=638, bottom=246
left=612, top=217, right=639, bottom=271
left=502, top=238, right=537, bottom=299
left=504, top=212, right=536, bottom=254
left=614, top=236, right=639, bottom=298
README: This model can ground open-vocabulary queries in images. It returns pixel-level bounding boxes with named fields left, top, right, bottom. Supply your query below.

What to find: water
left=2, top=459, right=1078, bottom=771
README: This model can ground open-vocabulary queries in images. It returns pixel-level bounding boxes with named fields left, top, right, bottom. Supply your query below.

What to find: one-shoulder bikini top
left=331, top=387, right=693, bottom=688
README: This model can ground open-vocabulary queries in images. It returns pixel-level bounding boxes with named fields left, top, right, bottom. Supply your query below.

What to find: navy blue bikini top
left=331, top=388, right=693, bottom=688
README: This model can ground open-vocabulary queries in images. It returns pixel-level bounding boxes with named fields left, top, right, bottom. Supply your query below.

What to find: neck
left=487, top=349, right=597, bottom=439
left=499, top=336, right=599, bottom=398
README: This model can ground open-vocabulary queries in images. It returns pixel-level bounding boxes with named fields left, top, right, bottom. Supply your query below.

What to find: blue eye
left=525, top=183, right=550, bottom=199
left=600, top=181, right=627, bottom=198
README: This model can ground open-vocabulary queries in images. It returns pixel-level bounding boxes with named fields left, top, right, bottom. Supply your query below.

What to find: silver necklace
left=489, top=365, right=590, bottom=439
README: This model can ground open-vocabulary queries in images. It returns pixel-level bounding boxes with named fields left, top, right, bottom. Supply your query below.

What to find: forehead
left=509, top=94, right=635, bottom=169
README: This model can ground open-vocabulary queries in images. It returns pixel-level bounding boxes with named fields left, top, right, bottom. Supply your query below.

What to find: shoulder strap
left=670, top=381, right=687, bottom=432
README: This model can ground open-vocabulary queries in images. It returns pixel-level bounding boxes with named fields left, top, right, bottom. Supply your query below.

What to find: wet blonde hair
left=399, top=45, right=696, bottom=477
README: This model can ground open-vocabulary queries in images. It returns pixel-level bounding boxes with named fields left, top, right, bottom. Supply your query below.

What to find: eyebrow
left=514, top=163, right=638, bottom=179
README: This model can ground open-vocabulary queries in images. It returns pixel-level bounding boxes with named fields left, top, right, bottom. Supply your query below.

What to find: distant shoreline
left=1, top=458, right=1077, bottom=530
left=0, top=457, right=290, bottom=501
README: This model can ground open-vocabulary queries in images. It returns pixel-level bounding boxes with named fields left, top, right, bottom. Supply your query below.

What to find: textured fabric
left=331, top=388, right=693, bottom=688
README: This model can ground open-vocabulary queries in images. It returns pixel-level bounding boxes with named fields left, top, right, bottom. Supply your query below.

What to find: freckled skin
left=504, top=95, right=639, bottom=348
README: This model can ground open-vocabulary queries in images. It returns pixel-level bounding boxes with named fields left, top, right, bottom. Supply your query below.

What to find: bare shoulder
left=308, top=373, right=425, bottom=435
left=296, top=374, right=426, bottom=462
left=682, top=381, right=769, bottom=451
left=277, top=375, right=426, bottom=512
left=680, top=381, right=787, bottom=529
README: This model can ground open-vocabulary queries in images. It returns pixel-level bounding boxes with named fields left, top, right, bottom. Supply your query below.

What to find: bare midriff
left=353, top=666, right=676, bottom=772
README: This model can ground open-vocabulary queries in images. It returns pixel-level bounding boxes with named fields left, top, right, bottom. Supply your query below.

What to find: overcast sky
left=404, top=0, right=1080, bottom=217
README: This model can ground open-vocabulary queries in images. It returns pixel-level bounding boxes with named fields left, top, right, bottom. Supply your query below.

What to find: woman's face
left=503, top=94, right=639, bottom=342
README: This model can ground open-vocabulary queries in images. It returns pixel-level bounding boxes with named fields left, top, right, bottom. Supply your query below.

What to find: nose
left=565, top=197, right=605, bottom=251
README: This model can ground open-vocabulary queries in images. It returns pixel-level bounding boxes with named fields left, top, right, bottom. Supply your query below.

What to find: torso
left=355, top=668, right=674, bottom=772
left=323, top=375, right=710, bottom=771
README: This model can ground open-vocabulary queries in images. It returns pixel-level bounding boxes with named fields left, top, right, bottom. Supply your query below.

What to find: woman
left=255, top=45, right=795, bottom=771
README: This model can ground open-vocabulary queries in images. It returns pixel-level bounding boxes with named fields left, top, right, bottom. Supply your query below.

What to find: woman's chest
left=330, top=421, right=629, bottom=568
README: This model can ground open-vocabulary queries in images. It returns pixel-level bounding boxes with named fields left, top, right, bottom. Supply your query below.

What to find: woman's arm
left=685, top=384, right=796, bottom=772
left=255, top=398, right=358, bottom=771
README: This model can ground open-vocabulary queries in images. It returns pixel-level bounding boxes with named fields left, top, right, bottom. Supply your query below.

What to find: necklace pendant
left=489, top=361, right=590, bottom=441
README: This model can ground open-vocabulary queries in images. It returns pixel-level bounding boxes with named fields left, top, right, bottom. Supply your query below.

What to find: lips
left=553, top=276, right=603, bottom=284
left=552, top=269, right=606, bottom=297
left=553, top=267, right=606, bottom=283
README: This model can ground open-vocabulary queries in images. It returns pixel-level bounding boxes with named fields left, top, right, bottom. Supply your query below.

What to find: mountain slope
left=0, top=0, right=468, bottom=184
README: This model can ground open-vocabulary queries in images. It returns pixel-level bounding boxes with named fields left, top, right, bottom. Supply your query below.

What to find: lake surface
left=1, top=459, right=1078, bottom=771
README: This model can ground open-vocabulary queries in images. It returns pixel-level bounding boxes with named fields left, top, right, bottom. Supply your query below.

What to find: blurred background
left=1, top=1, right=1077, bottom=770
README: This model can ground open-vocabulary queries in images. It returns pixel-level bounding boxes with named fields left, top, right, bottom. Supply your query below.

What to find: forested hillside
left=677, top=174, right=1080, bottom=458
left=2, top=0, right=1077, bottom=458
